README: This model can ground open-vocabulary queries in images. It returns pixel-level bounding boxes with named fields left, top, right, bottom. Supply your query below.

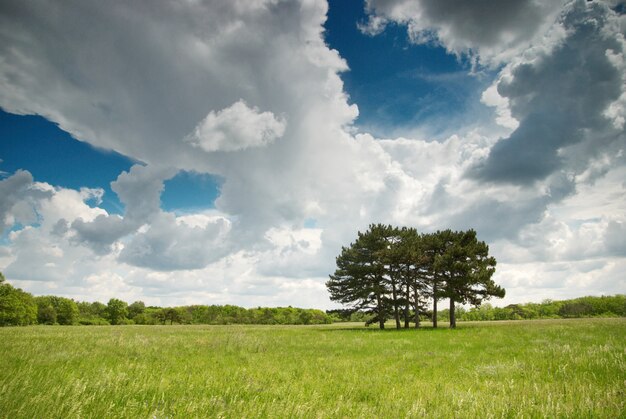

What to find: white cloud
left=480, top=84, right=519, bottom=130
left=186, top=100, right=286, bottom=152
left=0, top=171, right=51, bottom=232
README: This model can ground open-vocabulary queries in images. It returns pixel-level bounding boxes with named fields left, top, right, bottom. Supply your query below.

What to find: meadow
left=0, top=318, right=624, bottom=418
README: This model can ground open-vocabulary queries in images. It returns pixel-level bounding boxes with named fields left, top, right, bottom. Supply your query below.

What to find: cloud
left=0, top=0, right=342, bottom=170
left=67, top=164, right=175, bottom=255
left=0, top=170, right=50, bottom=232
left=119, top=212, right=231, bottom=271
left=472, top=1, right=626, bottom=185
left=71, top=215, right=127, bottom=255
left=186, top=100, right=286, bottom=152
left=605, top=220, right=626, bottom=256
left=111, top=165, right=175, bottom=223
left=361, top=0, right=567, bottom=66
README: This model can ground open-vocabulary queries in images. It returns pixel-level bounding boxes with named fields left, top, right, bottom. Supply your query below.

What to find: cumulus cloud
left=111, top=165, right=175, bottom=223
left=71, top=215, right=128, bottom=255
left=67, top=164, right=175, bottom=255
left=119, top=212, right=231, bottom=271
left=0, top=0, right=341, bottom=169
left=472, top=1, right=626, bottom=186
left=186, top=100, right=286, bottom=152
left=0, top=171, right=50, bottom=232
left=361, top=0, right=567, bottom=66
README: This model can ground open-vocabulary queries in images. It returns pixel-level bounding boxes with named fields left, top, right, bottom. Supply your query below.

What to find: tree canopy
left=327, top=225, right=506, bottom=329
left=0, top=272, right=37, bottom=326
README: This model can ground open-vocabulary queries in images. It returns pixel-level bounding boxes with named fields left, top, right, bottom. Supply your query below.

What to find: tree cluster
left=327, top=224, right=505, bottom=329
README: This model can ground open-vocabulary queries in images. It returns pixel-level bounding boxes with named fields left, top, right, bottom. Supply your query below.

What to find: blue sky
left=325, top=0, right=487, bottom=137
left=0, top=0, right=624, bottom=308
left=0, top=109, right=223, bottom=215
left=0, top=110, right=133, bottom=213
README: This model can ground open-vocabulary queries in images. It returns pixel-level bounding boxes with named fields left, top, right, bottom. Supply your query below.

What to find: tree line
left=0, top=273, right=332, bottom=326
left=326, top=224, right=505, bottom=329
left=328, top=294, right=626, bottom=323
left=452, top=295, right=626, bottom=321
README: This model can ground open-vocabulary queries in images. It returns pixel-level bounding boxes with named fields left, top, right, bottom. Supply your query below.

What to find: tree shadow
left=316, top=323, right=456, bottom=332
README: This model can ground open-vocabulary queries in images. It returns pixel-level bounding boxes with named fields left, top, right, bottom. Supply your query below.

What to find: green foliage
left=328, top=225, right=505, bottom=329
left=157, top=308, right=183, bottom=325
left=106, top=298, right=129, bottom=325
left=0, top=272, right=621, bottom=329
left=77, top=301, right=108, bottom=325
left=327, top=224, right=393, bottom=329
left=57, top=298, right=79, bottom=325
left=0, top=279, right=37, bottom=326
left=35, top=296, right=79, bottom=325
left=35, top=297, right=57, bottom=325
left=433, top=229, right=504, bottom=328
left=128, top=301, right=146, bottom=320
left=78, top=317, right=110, bottom=326
left=123, top=304, right=333, bottom=326
left=455, top=295, right=626, bottom=321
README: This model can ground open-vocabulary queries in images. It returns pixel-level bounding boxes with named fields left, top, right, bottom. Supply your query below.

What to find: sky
left=0, top=0, right=625, bottom=309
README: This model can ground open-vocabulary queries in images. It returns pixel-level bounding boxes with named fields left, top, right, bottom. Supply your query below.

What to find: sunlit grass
left=1, top=318, right=624, bottom=417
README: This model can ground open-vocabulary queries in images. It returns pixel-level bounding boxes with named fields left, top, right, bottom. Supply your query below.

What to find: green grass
left=0, top=319, right=624, bottom=418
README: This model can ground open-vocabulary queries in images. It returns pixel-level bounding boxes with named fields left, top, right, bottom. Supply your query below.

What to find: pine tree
left=435, top=229, right=504, bottom=328
left=327, top=225, right=390, bottom=329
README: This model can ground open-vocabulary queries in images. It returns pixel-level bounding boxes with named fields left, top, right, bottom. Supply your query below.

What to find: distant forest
left=0, top=272, right=332, bottom=326
left=0, top=272, right=624, bottom=327
left=329, top=294, right=626, bottom=324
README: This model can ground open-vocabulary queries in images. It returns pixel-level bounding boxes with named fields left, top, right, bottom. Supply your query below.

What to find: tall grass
left=1, top=318, right=624, bottom=417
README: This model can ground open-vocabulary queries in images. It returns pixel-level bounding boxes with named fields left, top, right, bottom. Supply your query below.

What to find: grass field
left=0, top=318, right=624, bottom=418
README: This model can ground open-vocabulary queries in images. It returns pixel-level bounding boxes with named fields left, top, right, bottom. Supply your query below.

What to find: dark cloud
left=362, top=0, right=565, bottom=64
left=118, top=213, right=231, bottom=271
left=71, top=215, right=128, bottom=255
left=471, top=1, right=625, bottom=185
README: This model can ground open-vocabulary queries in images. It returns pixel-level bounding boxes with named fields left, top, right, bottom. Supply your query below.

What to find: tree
left=423, top=230, right=457, bottom=328
left=375, top=224, right=405, bottom=329
left=157, top=307, right=183, bottom=325
left=128, top=301, right=146, bottom=320
left=56, top=298, right=79, bottom=325
left=35, top=296, right=57, bottom=325
left=106, top=298, right=129, bottom=325
left=397, top=228, right=431, bottom=328
left=435, top=229, right=505, bottom=328
left=77, top=301, right=109, bottom=325
left=327, top=225, right=391, bottom=329
left=36, top=296, right=79, bottom=325
left=0, top=273, right=37, bottom=326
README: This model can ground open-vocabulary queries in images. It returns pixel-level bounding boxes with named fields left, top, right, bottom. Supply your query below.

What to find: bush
left=78, top=317, right=110, bottom=326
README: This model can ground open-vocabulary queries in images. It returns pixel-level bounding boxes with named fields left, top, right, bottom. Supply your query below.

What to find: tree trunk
left=391, top=276, right=401, bottom=329
left=404, top=282, right=410, bottom=328
left=449, top=298, right=456, bottom=329
left=432, top=277, right=438, bottom=328
left=376, top=293, right=385, bottom=329
left=413, top=285, right=420, bottom=329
